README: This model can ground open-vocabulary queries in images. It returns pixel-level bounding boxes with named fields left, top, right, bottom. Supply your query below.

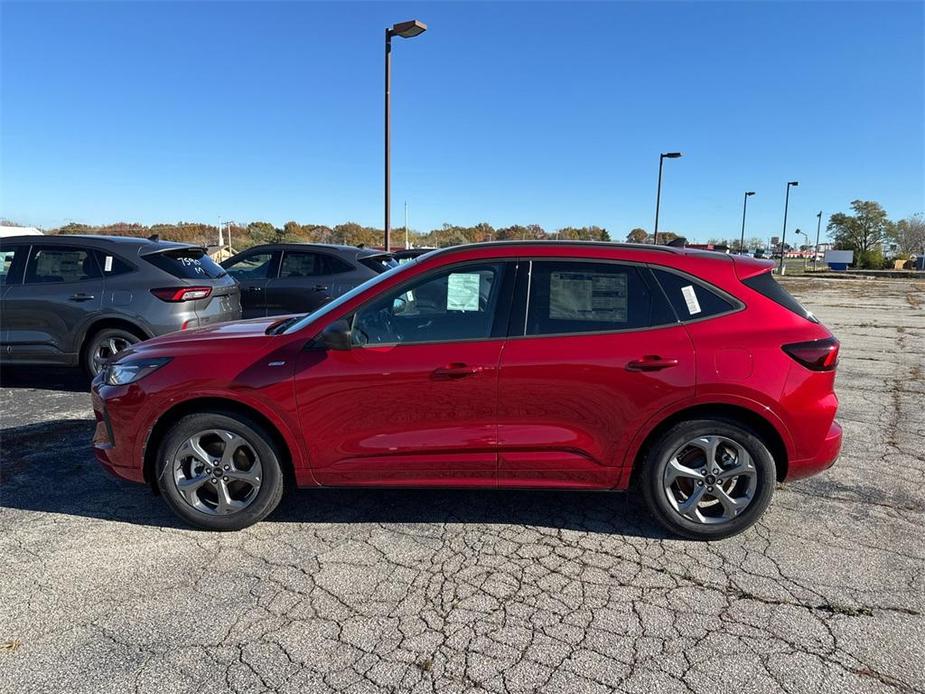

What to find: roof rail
left=425, top=240, right=680, bottom=258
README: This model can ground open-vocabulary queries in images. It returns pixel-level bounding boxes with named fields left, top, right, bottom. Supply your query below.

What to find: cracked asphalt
left=1, top=277, right=923, bottom=694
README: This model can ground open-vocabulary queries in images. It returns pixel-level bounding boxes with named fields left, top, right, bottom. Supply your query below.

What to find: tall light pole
left=779, top=181, right=799, bottom=274
left=813, top=210, right=823, bottom=271
left=384, top=19, right=427, bottom=252
left=739, top=191, right=756, bottom=253
left=654, top=152, right=683, bottom=243
left=795, top=228, right=808, bottom=271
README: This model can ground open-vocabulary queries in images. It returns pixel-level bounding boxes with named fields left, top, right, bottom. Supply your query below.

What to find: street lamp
left=653, top=152, right=683, bottom=244
left=813, top=210, right=823, bottom=271
left=384, top=19, right=427, bottom=251
left=779, top=181, right=799, bottom=274
left=739, top=191, right=756, bottom=253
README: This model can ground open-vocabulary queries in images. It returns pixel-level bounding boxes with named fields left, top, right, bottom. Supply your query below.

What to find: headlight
left=105, top=357, right=172, bottom=386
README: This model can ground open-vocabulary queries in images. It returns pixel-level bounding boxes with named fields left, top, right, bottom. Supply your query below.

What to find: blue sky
left=1, top=1, right=923, bottom=242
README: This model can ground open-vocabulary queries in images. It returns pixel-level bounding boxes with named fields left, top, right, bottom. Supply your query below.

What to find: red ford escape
left=91, top=242, right=841, bottom=540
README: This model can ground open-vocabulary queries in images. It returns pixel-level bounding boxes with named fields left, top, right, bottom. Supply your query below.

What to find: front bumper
left=786, top=419, right=842, bottom=481
left=91, top=385, right=145, bottom=484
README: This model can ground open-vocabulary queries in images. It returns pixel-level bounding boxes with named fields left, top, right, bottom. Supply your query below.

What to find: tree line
left=48, top=220, right=611, bottom=249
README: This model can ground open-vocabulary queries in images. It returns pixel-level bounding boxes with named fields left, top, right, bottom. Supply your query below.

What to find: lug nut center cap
left=705, top=474, right=716, bottom=485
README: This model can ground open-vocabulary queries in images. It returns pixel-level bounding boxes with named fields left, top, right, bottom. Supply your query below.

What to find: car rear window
left=742, top=270, right=817, bottom=322
left=359, top=254, right=399, bottom=274
left=143, top=248, right=226, bottom=279
left=651, top=268, right=737, bottom=321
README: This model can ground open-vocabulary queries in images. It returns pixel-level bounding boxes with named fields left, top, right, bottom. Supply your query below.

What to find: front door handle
left=69, top=293, right=96, bottom=302
left=626, top=355, right=679, bottom=372
left=312, top=284, right=329, bottom=292
left=432, top=363, right=484, bottom=380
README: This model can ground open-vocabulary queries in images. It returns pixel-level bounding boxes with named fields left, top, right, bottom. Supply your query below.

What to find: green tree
left=247, top=221, right=283, bottom=245
left=891, top=213, right=925, bottom=255
left=827, top=200, right=893, bottom=268
left=626, top=228, right=648, bottom=243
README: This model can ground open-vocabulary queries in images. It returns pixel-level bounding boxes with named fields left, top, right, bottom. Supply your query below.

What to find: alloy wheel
left=172, top=429, right=263, bottom=516
left=92, top=335, right=135, bottom=374
left=662, top=435, right=758, bottom=525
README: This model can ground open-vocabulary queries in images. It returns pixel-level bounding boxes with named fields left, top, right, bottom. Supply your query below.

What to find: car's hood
left=139, top=315, right=299, bottom=348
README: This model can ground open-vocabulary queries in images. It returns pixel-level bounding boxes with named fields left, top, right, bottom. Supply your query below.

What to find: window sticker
left=104, top=255, right=113, bottom=272
left=549, top=271, right=628, bottom=322
left=681, top=285, right=702, bottom=315
left=446, top=273, right=481, bottom=312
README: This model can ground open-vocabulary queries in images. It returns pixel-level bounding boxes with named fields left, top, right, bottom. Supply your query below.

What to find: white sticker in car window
left=447, top=273, right=480, bottom=312
left=681, top=285, right=702, bottom=315
left=104, top=255, right=113, bottom=272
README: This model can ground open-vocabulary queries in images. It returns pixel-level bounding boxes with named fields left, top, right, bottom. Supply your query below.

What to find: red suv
left=91, top=242, right=841, bottom=539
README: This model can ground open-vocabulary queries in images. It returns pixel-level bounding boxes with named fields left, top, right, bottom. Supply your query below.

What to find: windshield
left=281, top=259, right=418, bottom=334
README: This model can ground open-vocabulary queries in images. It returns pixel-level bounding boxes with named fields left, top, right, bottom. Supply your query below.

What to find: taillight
left=782, top=337, right=839, bottom=371
left=150, top=286, right=212, bottom=302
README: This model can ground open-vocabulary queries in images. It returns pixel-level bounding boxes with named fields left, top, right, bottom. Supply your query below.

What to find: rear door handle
left=626, top=355, right=679, bottom=372
left=312, top=284, right=329, bottom=291
left=69, top=293, right=95, bottom=302
left=432, top=363, right=484, bottom=379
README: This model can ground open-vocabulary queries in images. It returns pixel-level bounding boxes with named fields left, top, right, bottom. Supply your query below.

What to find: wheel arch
left=627, top=402, right=790, bottom=484
left=142, top=397, right=297, bottom=493
left=79, top=316, right=153, bottom=356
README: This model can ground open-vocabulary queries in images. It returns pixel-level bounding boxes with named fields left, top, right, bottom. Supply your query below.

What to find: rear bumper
left=785, top=419, right=842, bottom=481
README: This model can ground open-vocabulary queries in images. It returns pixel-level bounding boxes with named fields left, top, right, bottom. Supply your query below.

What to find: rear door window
left=279, top=252, right=325, bottom=278
left=143, top=248, right=226, bottom=279
left=224, top=252, right=275, bottom=280
left=651, top=268, right=737, bottom=321
left=0, top=246, right=25, bottom=285
left=525, top=261, right=675, bottom=336
left=25, top=246, right=102, bottom=284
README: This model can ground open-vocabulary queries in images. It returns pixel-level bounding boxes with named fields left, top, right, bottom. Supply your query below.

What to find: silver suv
left=0, top=235, right=241, bottom=376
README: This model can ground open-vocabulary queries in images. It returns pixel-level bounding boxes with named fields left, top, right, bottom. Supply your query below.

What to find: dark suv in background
left=0, top=235, right=241, bottom=376
left=220, top=243, right=396, bottom=318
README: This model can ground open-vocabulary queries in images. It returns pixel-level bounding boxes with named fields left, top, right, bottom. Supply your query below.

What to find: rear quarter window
left=143, top=248, right=226, bottom=279
left=651, top=268, right=738, bottom=321
left=741, top=271, right=817, bottom=322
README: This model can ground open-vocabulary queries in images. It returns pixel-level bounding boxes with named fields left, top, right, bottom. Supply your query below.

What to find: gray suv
left=0, top=235, right=241, bottom=376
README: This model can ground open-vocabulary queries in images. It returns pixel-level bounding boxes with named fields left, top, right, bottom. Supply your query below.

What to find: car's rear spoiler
left=138, top=244, right=208, bottom=257
left=732, top=255, right=776, bottom=281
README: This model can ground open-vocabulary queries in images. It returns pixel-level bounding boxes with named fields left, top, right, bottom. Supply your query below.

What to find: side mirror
left=316, top=319, right=352, bottom=351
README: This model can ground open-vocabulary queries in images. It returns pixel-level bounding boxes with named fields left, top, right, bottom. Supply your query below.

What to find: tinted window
left=742, top=270, right=817, bottom=322
left=651, top=268, right=736, bottom=321
left=144, top=248, right=226, bottom=279
left=25, top=246, right=101, bottom=283
left=352, top=263, right=506, bottom=345
left=280, top=252, right=324, bottom=278
left=360, top=254, right=399, bottom=273
left=96, top=251, right=134, bottom=276
left=526, top=261, right=673, bottom=335
left=0, top=247, right=21, bottom=285
left=225, top=252, right=274, bottom=280
left=324, top=255, right=354, bottom=274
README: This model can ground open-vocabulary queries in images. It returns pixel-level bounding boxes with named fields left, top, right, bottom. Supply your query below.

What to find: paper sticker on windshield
left=447, top=273, right=480, bottom=312
left=681, top=285, right=702, bottom=315
left=104, top=255, right=113, bottom=272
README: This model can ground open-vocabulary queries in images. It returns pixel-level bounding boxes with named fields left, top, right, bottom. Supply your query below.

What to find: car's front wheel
left=83, top=328, right=141, bottom=378
left=155, top=412, right=285, bottom=531
left=640, top=418, right=776, bottom=540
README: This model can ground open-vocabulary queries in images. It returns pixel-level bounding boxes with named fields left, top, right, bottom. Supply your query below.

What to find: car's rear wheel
left=83, top=328, right=141, bottom=378
left=155, top=412, right=284, bottom=531
left=640, top=418, right=776, bottom=540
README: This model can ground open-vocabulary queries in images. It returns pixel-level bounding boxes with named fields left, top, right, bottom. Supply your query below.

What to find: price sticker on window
left=681, top=285, right=702, bottom=315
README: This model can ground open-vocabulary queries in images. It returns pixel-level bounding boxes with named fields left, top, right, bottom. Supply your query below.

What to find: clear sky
left=2, top=1, right=923, bottom=243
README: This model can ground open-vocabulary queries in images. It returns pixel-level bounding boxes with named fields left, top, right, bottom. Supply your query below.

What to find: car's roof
left=0, top=233, right=200, bottom=252
left=425, top=240, right=715, bottom=259
left=243, top=243, right=389, bottom=257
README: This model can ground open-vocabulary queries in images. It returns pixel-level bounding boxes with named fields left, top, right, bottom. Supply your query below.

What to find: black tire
left=640, top=418, right=776, bottom=540
left=155, top=412, right=285, bottom=531
left=82, top=327, right=142, bottom=378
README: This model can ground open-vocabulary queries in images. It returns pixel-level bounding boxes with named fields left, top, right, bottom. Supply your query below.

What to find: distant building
left=0, top=225, right=42, bottom=237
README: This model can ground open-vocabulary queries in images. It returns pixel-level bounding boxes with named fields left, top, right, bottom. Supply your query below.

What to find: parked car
left=91, top=241, right=841, bottom=539
left=0, top=235, right=241, bottom=376
left=220, top=243, right=397, bottom=318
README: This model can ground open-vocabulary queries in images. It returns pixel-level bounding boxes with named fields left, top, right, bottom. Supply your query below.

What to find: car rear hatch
left=140, top=245, right=242, bottom=326
left=357, top=249, right=398, bottom=273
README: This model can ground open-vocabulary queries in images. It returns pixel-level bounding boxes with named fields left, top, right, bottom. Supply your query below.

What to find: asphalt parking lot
left=1, top=277, right=923, bottom=694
